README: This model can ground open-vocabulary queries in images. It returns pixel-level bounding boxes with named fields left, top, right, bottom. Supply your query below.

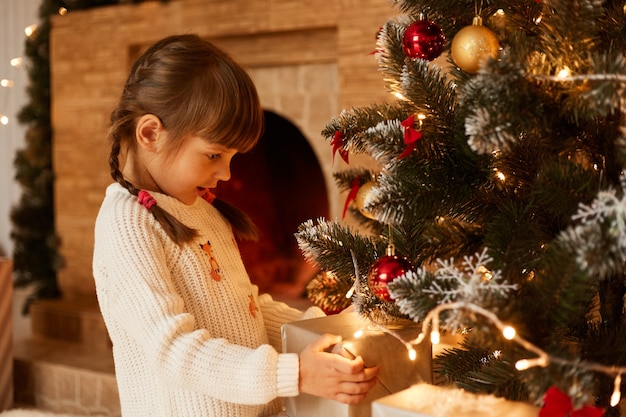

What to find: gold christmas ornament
left=451, top=16, right=500, bottom=74
left=355, top=181, right=377, bottom=219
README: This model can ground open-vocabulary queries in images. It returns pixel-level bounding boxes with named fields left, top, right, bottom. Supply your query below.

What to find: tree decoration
left=451, top=16, right=500, bottom=74
left=539, top=386, right=605, bottom=417
left=355, top=180, right=378, bottom=220
left=342, top=176, right=361, bottom=219
left=401, top=16, right=446, bottom=61
left=367, top=244, right=412, bottom=302
left=398, top=113, right=423, bottom=159
left=330, top=130, right=349, bottom=165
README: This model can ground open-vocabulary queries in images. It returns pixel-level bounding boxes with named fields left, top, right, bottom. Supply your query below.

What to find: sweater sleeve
left=257, top=293, right=325, bottom=352
left=93, top=190, right=295, bottom=406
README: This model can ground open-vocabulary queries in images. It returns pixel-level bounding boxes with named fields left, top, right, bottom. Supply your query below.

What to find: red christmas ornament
left=402, top=19, right=445, bottom=61
left=367, top=245, right=412, bottom=302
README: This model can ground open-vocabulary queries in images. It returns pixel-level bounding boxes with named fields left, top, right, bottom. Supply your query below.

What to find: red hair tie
left=138, top=190, right=157, bottom=210
left=197, top=188, right=216, bottom=204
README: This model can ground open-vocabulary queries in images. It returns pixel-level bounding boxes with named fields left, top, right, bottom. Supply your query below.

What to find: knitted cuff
left=276, top=353, right=300, bottom=398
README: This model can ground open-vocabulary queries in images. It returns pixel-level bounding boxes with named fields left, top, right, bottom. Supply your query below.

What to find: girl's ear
left=135, top=114, right=163, bottom=152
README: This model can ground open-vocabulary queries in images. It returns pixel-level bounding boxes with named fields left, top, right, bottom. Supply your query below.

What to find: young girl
left=92, top=34, right=379, bottom=417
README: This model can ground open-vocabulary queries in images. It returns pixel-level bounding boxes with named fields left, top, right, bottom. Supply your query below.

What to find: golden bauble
left=451, top=23, right=500, bottom=74
left=355, top=181, right=377, bottom=220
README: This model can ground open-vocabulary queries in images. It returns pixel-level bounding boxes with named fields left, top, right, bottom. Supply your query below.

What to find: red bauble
left=367, top=250, right=412, bottom=302
left=402, top=19, right=446, bottom=61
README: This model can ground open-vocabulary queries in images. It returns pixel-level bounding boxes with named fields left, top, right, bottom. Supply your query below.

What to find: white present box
left=282, top=312, right=432, bottom=417
left=371, top=383, right=539, bottom=417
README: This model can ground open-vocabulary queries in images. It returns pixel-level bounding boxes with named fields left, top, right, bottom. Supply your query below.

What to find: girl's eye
left=207, top=153, right=221, bottom=160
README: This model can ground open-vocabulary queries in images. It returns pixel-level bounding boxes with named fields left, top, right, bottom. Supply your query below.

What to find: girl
left=92, top=34, right=379, bottom=417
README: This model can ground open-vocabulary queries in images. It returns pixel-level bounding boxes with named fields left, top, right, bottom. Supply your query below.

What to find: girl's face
left=147, top=132, right=238, bottom=205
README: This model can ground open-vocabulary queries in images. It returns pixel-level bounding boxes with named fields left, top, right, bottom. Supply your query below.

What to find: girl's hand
left=298, top=333, right=380, bottom=404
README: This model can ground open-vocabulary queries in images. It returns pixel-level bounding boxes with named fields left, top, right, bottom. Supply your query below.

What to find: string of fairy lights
left=0, top=6, right=68, bottom=127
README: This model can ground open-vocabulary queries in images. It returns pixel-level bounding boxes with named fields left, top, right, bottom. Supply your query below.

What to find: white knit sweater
left=93, top=183, right=324, bottom=417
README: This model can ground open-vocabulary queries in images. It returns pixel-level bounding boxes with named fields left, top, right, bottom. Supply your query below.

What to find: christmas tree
left=295, top=0, right=626, bottom=415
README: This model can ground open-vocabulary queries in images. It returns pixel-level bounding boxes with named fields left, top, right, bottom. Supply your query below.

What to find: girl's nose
left=217, top=159, right=232, bottom=182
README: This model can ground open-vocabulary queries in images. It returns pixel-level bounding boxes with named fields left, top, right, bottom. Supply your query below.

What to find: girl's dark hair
left=108, top=34, right=263, bottom=244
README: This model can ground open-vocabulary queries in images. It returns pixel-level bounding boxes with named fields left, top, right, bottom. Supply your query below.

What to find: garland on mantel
left=11, top=0, right=167, bottom=313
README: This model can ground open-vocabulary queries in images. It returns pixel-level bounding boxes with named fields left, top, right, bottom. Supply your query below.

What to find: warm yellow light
left=353, top=329, right=364, bottom=339
left=515, top=356, right=548, bottom=371
left=495, top=170, right=506, bottom=181
left=393, top=91, right=407, bottom=101
left=346, top=284, right=355, bottom=298
left=430, top=330, right=440, bottom=345
left=10, top=57, right=22, bottom=67
left=477, top=265, right=493, bottom=281
left=58, top=7, right=68, bottom=15
left=1, top=79, right=14, bottom=88
left=24, top=24, right=38, bottom=37
left=0, top=115, right=9, bottom=125
left=408, top=347, right=417, bottom=361
left=611, top=375, right=622, bottom=407
left=502, top=326, right=516, bottom=340
left=557, top=67, right=571, bottom=79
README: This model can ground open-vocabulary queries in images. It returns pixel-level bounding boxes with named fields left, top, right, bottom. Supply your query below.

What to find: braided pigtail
left=212, top=198, right=259, bottom=242
left=108, top=123, right=198, bottom=245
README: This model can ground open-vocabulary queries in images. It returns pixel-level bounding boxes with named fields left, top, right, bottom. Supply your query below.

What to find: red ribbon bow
left=539, top=387, right=604, bottom=417
left=197, top=188, right=216, bottom=204
left=342, top=176, right=361, bottom=219
left=138, top=190, right=157, bottom=210
left=398, top=114, right=423, bottom=159
left=331, top=131, right=349, bottom=165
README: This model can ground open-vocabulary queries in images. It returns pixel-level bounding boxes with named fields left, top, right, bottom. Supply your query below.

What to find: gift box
left=281, top=312, right=432, bottom=417
left=371, top=383, right=539, bottom=417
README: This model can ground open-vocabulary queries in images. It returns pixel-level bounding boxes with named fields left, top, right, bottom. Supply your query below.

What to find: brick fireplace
left=35, top=0, right=396, bottom=345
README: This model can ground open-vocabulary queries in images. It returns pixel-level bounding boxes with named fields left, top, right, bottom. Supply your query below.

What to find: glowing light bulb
left=515, top=356, right=548, bottom=371
left=416, top=113, right=426, bottom=127
left=393, top=91, right=407, bottom=101
left=610, top=375, right=622, bottom=407
left=502, top=326, right=516, bottom=340
left=346, top=284, right=356, bottom=298
left=407, top=347, right=417, bottom=361
left=58, top=7, right=68, bottom=15
left=25, top=24, right=38, bottom=37
left=1, top=79, right=14, bottom=88
left=515, top=359, right=530, bottom=370
left=557, top=67, right=571, bottom=79
left=10, top=57, right=22, bottom=67
left=430, top=330, right=440, bottom=345
left=477, top=265, right=493, bottom=281
left=0, top=115, right=9, bottom=125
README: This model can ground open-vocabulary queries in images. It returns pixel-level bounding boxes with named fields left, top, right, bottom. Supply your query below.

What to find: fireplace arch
left=215, top=110, right=329, bottom=296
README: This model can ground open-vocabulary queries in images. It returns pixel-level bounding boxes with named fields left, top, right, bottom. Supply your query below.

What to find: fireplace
left=217, top=110, right=330, bottom=297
